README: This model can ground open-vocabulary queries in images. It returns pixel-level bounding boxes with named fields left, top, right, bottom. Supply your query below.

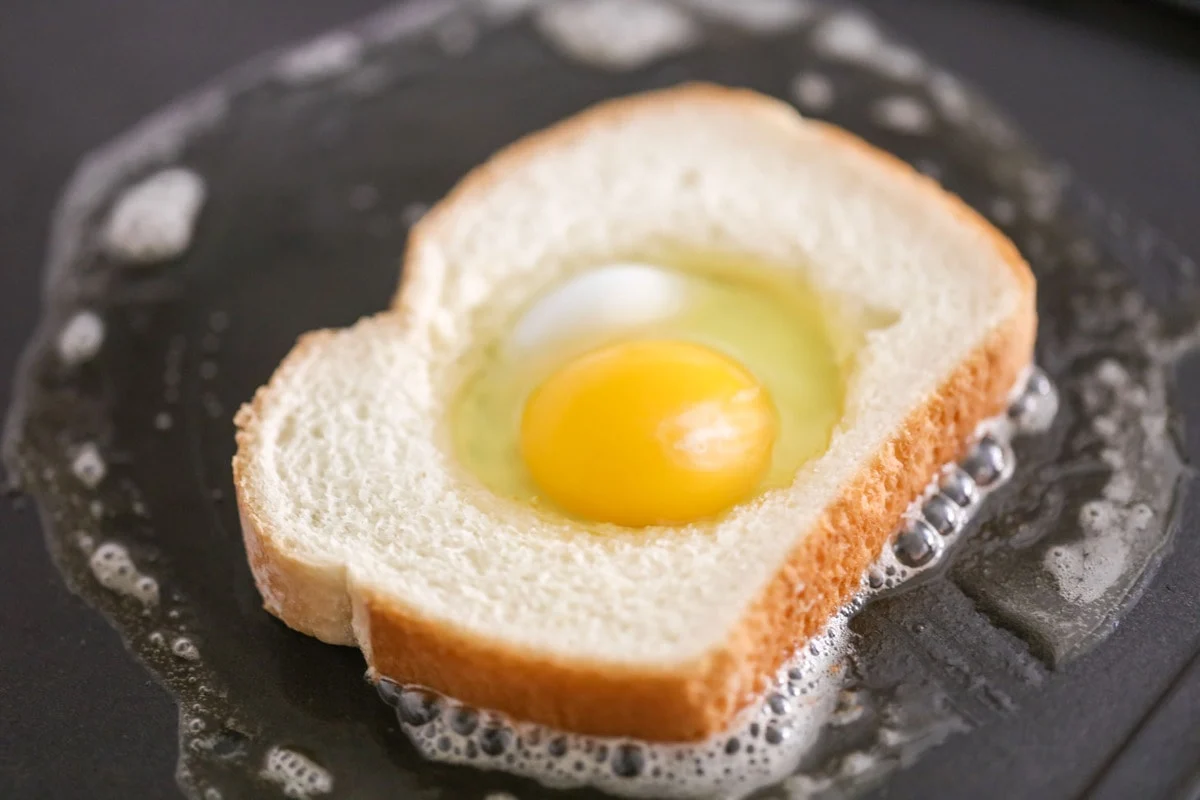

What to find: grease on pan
left=102, top=168, right=207, bottom=264
left=4, top=1, right=1197, bottom=798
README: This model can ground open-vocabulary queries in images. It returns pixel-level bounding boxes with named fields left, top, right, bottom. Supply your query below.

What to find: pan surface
left=4, top=1, right=1199, bottom=798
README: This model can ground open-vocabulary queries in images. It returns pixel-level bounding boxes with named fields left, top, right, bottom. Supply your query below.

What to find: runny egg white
left=452, top=251, right=858, bottom=528
left=506, top=263, right=689, bottom=359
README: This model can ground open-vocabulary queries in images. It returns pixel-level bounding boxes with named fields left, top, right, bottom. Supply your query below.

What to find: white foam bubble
left=172, top=636, right=201, bottom=661
left=57, top=311, right=105, bottom=364
left=102, top=168, right=206, bottom=264
left=783, top=773, right=831, bottom=797
left=1010, top=366, right=1059, bottom=433
left=873, top=44, right=926, bottom=82
left=45, top=73, right=226, bottom=288
left=1020, top=165, right=1067, bottom=224
left=828, top=689, right=865, bottom=726
left=383, top=615, right=849, bottom=799
left=1095, top=359, right=1128, bottom=387
left=1044, top=534, right=1130, bottom=605
left=928, top=72, right=971, bottom=124
left=977, top=112, right=1019, bottom=148
left=842, top=751, right=877, bottom=776
left=789, top=703, right=966, bottom=799
left=677, top=0, right=813, bottom=33
left=261, top=747, right=333, bottom=798
left=88, top=542, right=159, bottom=606
left=872, top=96, right=933, bottom=135
left=276, top=32, right=363, bottom=84
left=811, top=11, right=879, bottom=60
left=1102, top=470, right=1135, bottom=504
left=791, top=72, right=834, bottom=112
left=535, top=0, right=700, bottom=71
left=1044, top=358, right=1165, bottom=604
left=71, top=442, right=107, bottom=488
left=811, top=11, right=925, bottom=83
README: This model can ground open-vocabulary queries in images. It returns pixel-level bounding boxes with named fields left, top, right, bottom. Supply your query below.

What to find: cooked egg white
left=451, top=251, right=861, bottom=526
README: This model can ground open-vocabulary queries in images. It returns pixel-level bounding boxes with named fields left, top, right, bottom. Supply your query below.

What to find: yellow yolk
left=520, top=340, right=777, bottom=527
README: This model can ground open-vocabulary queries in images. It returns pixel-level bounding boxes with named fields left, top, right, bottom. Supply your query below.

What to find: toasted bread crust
left=234, top=84, right=1036, bottom=742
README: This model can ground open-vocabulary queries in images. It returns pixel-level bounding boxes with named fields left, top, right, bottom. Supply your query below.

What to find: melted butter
left=451, top=249, right=885, bottom=512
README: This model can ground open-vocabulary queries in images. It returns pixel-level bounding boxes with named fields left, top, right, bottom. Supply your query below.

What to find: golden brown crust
left=235, top=84, right=1037, bottom=742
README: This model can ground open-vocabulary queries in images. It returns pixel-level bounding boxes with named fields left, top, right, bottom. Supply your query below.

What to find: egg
left=452, top=252, right=853, bottom=527
left=521, top=339, right=777, bottom=527
left=507, top=263, right=690, bottom=357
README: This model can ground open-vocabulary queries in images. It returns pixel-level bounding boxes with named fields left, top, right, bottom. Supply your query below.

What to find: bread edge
left=233, top=84, right=1037, bottom=741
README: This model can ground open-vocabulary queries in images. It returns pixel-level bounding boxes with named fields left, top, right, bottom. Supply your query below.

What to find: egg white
left=452, top=258, right=852, bottom=516
left=508, top=263, right=690, bottom=357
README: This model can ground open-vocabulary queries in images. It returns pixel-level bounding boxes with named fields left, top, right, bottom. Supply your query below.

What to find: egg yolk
left=520, top=340, right=777, bottom=527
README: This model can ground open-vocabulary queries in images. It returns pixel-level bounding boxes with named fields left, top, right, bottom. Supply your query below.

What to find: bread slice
left=234, top=84, right=1035, bottom=742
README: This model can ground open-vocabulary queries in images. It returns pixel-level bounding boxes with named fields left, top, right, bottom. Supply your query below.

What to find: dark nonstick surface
left=3, top=1, right=1200, bottom=799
